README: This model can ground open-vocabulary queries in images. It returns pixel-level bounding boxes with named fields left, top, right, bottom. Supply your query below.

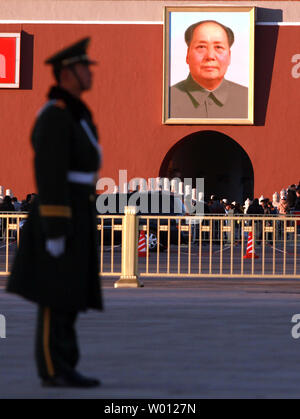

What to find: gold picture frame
left=0, top=33, right=21, bottom=88
left=163, top=6, right=255, bottom=125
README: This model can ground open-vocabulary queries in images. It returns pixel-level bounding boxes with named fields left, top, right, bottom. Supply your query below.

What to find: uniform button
left=89, top=194, right=95, bottom=202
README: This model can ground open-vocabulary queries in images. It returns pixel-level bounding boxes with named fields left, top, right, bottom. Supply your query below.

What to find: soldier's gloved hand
left=45, top=236, right=66, bottom=258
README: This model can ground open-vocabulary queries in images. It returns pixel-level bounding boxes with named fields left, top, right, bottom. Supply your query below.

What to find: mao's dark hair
left=185, top=20, right=234, bottom=47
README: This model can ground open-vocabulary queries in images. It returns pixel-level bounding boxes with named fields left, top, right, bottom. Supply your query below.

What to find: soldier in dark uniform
left=7, top=38, right=102, bottom=387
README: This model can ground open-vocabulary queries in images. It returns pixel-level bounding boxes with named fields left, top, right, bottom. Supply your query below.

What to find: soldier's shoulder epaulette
left=37, top=99, right=67, bottom=118
left=53, top=99, right=67, bottom=110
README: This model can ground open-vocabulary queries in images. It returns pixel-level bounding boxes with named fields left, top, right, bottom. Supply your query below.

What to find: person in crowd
left=258, top=195, right=265, bottom=206
left=21, top=194, right=31, bottom=211
left=208, top=195, right=224, bottom=243
left=12, top=197, right=21, bottom=211
left=209, top=194, right=225, bottom=214
left=272, top=192, right=280, bottom=209
left=244, top=198, right=252, bottom=214
left=247, top=198, right=264, bottom=215
left=233, top=202, right=244, bottom=214
left=231, top=202, right=243, bottom=243
left=224, top=202, right=234, bottom=215
left=0, top=195, right=15, bottom=211
left=267, top=201, right=278, bottom=214
left=222, top=198, right=228, bottom=208
left=246, top=198, right=264, bottom=243
left=278, top=196, right=290, bottom=215
left=294, top=187, right=300, bottom=234
left=20, top=193, right=37, bottom=212
left=287, top=187, right=296, bottom=209
left=223, top=202, right=234, bottom=243
left=260, top=198, right=270, bottom=214
left=0, top=195, right=15, bottom=240
left=277, top=196, right=290, bottom=239
left=280, top=188, right=287, bottom=200
left=260, top=198, right=273, bottom=243
left=294, top=187, right=300, bottom=210
left=7, top=37, right=102, bottom=388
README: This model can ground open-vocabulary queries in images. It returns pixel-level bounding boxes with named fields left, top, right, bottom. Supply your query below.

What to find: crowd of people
left=1, top=182, right=300, bottom=217
left=0, top=193, right=37, bottom=239
left=204, top=183, right=300, bottom=216
left=0, top=193, right=36, bottom=212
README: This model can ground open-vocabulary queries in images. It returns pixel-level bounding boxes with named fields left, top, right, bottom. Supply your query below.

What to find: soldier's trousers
left=35, top=306, right=79, bottom=380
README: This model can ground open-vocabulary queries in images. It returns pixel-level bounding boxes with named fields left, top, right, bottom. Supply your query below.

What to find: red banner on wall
left=0, top=33, right=20, bottom=88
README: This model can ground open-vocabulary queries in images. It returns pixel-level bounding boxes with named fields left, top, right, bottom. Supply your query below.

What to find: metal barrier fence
left=97, top=215, right=122, bottom=277
left=136, top=214, right=300, bottom=279
left=0, top=213, right=28, bottom=276
left=114, top=208, right=300, bottom=287
left=1, top=211, right=300, bottom=284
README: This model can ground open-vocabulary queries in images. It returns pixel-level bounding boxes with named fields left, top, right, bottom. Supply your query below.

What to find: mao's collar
left=184, top=74, right=229, bottom=107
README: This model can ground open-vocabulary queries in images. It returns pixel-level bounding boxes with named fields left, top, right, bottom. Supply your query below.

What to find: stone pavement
left=1, top=278, right=300, bottom=399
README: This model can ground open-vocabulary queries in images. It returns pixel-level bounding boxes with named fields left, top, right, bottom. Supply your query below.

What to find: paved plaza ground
left=1, top=278, right=300, bottom=399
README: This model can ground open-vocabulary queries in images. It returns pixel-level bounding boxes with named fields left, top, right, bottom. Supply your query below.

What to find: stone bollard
left=114, top=206, right=144, bottom=288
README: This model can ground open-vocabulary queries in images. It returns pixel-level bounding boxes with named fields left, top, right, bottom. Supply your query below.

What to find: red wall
left=0, top=23, right=299, bottom=200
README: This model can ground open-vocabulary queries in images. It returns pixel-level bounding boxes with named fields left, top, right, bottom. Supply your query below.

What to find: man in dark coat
left=7, top=38, right=102, bottom=387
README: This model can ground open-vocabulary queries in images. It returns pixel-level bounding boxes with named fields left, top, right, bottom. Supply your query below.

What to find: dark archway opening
left=160, top=131, right=254, bottom=204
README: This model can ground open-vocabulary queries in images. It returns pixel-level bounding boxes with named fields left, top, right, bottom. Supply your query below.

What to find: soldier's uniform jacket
left=7, top=86, right=102, bottom=312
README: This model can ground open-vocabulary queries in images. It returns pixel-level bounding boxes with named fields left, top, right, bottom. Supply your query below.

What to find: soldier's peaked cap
left=45, top=37, right=97, bottom=67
